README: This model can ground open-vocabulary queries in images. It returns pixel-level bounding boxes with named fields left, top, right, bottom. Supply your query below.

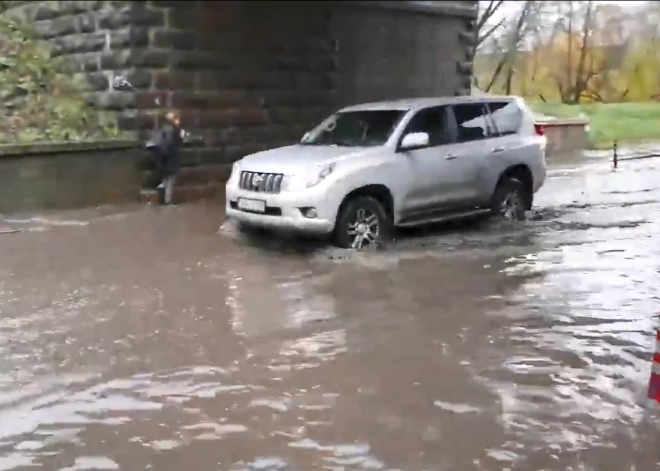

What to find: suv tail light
left=534, top=124, right=545, bottom=136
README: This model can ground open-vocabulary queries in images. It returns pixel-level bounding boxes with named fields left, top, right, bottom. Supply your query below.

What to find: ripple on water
left=474, top=226, right=660, bottom=461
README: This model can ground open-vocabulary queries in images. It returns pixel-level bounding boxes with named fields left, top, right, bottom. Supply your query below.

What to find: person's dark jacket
left=147, top=119, right=183, bottom=179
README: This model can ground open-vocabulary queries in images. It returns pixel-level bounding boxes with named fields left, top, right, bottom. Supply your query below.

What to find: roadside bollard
left=647, top=318, right=660, bottom=405
left=613, top=140, right=618, bottom=169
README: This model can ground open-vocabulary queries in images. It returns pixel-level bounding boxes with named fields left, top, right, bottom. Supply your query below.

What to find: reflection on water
left=0, top=156, right=660, bottom=470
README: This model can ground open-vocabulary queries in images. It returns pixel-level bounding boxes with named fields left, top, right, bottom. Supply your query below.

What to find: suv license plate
left=237, top=198, right=266, bottom=213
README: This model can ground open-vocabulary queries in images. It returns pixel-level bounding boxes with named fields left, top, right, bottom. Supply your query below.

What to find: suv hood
left=238, top=145, right=379, bottom=175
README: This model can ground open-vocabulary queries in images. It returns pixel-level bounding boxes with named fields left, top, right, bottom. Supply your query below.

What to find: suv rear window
left=488, top=101, right=523, bottom=136
left=452, top=103, right=496, bottom=143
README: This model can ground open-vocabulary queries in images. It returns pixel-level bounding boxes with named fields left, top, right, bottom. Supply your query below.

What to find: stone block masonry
left=3, top=1, right=340, bottom=171
left=2, top=1, right=169, bottom=131
left=148, top=1, right=339, bottom=169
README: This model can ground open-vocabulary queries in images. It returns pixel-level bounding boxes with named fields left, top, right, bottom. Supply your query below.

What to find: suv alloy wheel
left=334, top=196, right=390, bottom=249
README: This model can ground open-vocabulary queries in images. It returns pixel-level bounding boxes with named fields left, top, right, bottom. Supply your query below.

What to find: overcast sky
left=494, top=0, right=647, bottom=18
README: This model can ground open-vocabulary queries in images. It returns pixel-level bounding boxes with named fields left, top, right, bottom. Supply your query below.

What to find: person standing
left=147, top=111, right=184, bottom=205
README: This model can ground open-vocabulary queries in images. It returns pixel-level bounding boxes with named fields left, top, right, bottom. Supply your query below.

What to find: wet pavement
left=1, top=152, right=660, bottom=471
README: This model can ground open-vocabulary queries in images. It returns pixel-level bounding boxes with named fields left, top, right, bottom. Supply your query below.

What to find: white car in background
left=225, top=95, right=547, bottom=249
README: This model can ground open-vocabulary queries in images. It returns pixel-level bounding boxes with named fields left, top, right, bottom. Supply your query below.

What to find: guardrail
left=610, top=141, right=660, bottom=170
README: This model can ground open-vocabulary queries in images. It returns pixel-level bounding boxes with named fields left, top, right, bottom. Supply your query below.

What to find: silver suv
left=225, top=96, right=547, bottom=249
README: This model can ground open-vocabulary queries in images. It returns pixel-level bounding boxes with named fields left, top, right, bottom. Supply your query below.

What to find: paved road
left=1, top=152, right=659, bottom=471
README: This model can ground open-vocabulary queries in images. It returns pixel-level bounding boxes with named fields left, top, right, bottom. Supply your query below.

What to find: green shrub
left=0, top=18, right=128, bottom=144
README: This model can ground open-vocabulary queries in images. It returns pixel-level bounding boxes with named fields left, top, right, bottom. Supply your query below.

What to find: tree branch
left=476, top=0, right=507, bottom=49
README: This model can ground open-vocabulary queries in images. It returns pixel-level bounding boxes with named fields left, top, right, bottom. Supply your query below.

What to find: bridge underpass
left=3, top=0, right=478, bottom=202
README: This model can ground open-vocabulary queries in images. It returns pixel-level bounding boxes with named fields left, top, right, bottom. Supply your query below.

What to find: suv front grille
left=239, top=171, right=284, bottom=194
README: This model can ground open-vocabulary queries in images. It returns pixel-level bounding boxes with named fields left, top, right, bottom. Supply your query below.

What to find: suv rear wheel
left=334, top=196, right=390, bottom=249
left=491, top=177, right=529, bottom=221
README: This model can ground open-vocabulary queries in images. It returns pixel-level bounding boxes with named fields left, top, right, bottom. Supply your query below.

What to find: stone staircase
left=140, top=164, right=230, bottom=205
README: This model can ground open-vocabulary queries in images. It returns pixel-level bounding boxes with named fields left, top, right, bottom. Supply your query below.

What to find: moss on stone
left=0, top=17, right=130, bottom=144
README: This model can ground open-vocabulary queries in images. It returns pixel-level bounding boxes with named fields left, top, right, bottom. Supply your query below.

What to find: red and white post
left=647, top=323, right=660, bottom=405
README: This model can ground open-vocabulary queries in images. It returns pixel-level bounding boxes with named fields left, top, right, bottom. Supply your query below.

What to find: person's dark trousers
left=149, top=147, right=177, bottom=205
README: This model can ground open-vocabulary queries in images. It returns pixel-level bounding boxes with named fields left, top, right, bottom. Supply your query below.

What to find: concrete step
left=175, top=164, right=231, bottom=186
left=140, top=164, right=230, bottom=205
left=140, top=184, right=224, bottom=205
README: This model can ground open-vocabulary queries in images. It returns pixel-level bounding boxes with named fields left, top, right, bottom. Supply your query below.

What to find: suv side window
left=488, top=101, right=522, bottom=136
left=452, top=103, right=496, bottom=143
left=402, top=106, right=451, bottom=147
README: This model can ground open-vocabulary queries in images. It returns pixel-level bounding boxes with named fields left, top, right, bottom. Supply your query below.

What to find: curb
left=0, top=140, right=140, bottom=158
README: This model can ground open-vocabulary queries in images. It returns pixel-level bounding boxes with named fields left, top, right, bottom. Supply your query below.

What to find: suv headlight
left=227, top=162, right=241, bottom=185
left=282, top=163, right=335, bottom=192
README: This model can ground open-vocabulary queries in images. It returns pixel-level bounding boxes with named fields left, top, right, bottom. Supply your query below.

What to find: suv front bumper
left=225, top=184, right=336, bottom=235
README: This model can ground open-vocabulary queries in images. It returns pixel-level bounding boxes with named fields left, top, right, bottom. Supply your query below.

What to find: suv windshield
left=301, top=110, right=405, bottom=147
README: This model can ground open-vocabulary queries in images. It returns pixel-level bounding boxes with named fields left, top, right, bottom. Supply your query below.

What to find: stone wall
left=332, top=1, right=476, bottom=105
left=142, top=1, right=339, bottom=169
left=1, top=0, right=478, bottom=197
left=0, top=142, right=145, bottom=214
left=2, top=1, right=342, bottom=172
left=2, top=0, right=171, bottom=131
left=544, top=120, right=590, bottom=156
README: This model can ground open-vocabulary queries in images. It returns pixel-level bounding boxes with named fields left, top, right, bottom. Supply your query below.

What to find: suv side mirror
left=400, top=132, right=429, bottom=150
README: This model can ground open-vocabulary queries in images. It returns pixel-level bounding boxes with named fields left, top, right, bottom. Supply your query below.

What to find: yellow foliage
left=478, top=7, right=660, bottom=104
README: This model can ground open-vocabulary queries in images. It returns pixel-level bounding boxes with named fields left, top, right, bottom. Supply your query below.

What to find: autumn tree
left=475, top=0, right=660, bottom=104
left=475, top=1, right=546, bottom=94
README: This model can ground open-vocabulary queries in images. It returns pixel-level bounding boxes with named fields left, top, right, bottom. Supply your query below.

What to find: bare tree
left=483, top=1, right=539, bottom=93
left=476, top=1, right=506, bottom=50
left=570, top=0, right=595, bottom=103
left=549, top=1, right=600, bottom=103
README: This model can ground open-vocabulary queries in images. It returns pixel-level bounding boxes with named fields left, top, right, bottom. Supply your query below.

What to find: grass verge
left=530, top=102, right=660, bottom=149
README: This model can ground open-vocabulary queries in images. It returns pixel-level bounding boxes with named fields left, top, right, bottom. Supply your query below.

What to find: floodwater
left=1, top=152, right=660, bottom=471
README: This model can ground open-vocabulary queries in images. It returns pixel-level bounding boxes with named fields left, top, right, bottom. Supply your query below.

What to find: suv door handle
left=492, top=147, right=506, bottom=154
left=444, top=154, right=458, bottom=160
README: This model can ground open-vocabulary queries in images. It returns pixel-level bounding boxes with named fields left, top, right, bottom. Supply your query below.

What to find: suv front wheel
left=334, top=196, right=390, bottom=249
left=491, top=177, right=529, bottom=221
